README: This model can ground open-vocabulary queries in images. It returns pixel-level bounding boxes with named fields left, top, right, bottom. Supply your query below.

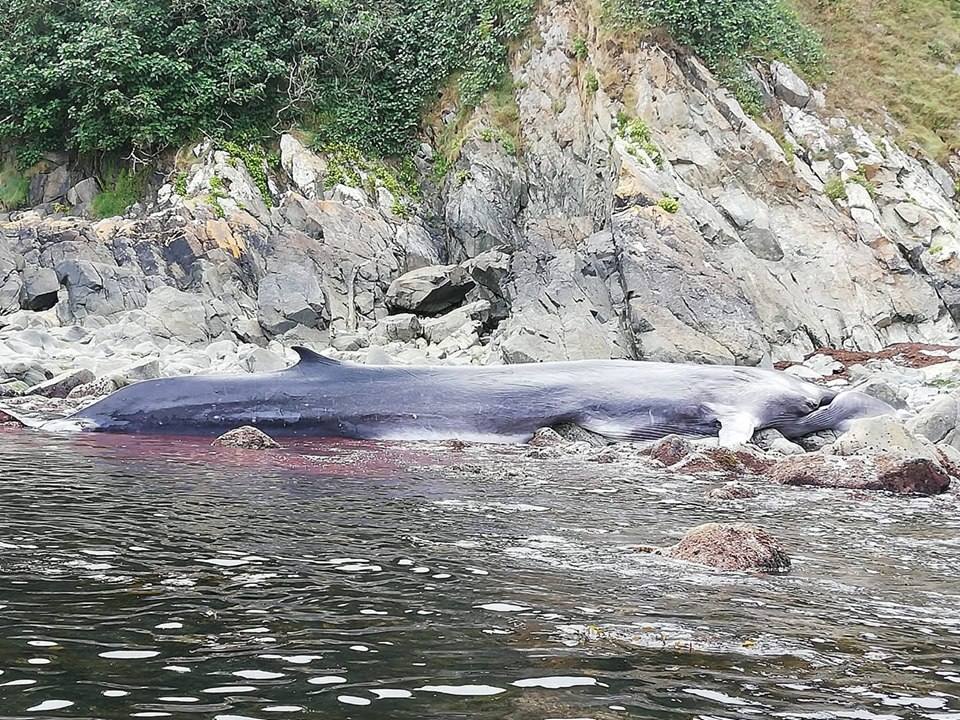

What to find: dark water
left=1, top=430, right=960, bottom=719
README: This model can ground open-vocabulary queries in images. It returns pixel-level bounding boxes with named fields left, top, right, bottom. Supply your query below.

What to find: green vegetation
left=311, top=139, right=420, bottom=215
left=572, top=36, right=589, bottom=61
left=657, top=195, right=679, bottom=213
left=173, top=172, right=188, bottom=197
left=479, top=127, right=518, bottom=155
left=585, top=71, right=599, bottom=94
left=617, top=112, right=663, bottom=167
left=824, top=176, right=847, bottom=202
left=0, top=166, right=28, bottom=210
left=604, top=0, right=822, bottom=114
left=794, top=0, right=960, bottom=161
left=220, top=141, right=273, bottom=205
left=207, top=174, right=228, bottom=218
left=91, top=168, right=145, bottom=218
left=0, top=0, right=533, bottom=160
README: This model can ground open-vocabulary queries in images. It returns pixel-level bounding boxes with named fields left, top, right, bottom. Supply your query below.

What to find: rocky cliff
left=3, top=0, right=960, bottom=390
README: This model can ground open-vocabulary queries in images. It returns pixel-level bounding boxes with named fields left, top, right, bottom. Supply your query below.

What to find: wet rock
left=768, top=453, right=950, bottom=495
left=643, top=435, right=694, bottom=467
left=528, top=427, right=565, bottom=447
left=795, top=430, right=839, bottom=452
left=704, top=481, right=759, bottom=500
left=751, top=428, right=805, bottom=455
left=212, top=426, right=280, bottom=449
left=385, top=264, right=475, bottom=315
left=672, top=445, right=774, bottom=476
left=588, top=447, right=618, bottom=463
left=552, top=422, right=608, bottom=447
left=25, top=368, right=95, bottom=398
left=663, top=522, right=790, bottom=573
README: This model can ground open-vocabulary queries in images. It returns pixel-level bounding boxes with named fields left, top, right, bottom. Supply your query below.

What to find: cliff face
left=2, top=0, right=960, bottom=383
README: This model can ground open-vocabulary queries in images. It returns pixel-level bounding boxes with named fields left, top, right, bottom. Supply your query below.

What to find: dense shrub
left=0, top=0, right=532, bottom=159
left=605, top=0, right=823, bottom=111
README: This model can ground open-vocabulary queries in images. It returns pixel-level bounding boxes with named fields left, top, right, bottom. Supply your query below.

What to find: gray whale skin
left=30, top=348, right=894, bottom=445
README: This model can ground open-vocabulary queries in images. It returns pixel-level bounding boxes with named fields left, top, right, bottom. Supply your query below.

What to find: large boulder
left=908, top=395, right=959, bottom=446
left=768, top=453, right=951, bottom=495
left=385, top=265, right=475, bottom=315
left=662, top=523, right=790, bottom=573
left=770, top=61, right=812, bottom=109
left=371, top=313, right=421, bottom=344
left=19, top=267, right=60, bottom=311
left=257, top=270, right=328, bottom=336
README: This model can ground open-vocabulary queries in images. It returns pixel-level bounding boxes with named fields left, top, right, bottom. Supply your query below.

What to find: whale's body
left=33, top=348, right=894, bottom=445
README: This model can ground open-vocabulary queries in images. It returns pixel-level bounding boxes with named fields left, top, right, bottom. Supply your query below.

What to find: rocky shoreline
left=4, top=0, right=960, bottom=565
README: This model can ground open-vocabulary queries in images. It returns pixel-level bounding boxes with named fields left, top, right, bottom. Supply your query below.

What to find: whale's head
left=773, top=389, right=895, bottom=438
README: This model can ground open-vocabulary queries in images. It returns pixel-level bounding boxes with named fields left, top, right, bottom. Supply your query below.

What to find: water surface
left=1, top=430, right=959, bottom=719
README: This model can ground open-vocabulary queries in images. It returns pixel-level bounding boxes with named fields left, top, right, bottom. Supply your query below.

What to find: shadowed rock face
left=663, top=523, right=790, bottom=573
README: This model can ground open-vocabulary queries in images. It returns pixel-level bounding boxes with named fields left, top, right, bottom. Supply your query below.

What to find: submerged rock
left=212, top=426, right=280, bottom=450
left=704, top=481, right=759, bottom=500
left=767, top=453, right=950, bottom=495
left=663, top=522, right=790, bottom=573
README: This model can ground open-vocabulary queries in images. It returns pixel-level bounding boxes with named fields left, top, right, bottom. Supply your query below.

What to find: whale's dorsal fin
left=292, top=346, right=342, bottom=368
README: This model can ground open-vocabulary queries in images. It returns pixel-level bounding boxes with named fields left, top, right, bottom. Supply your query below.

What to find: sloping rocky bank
left=4, top=0, right=960, bottom=495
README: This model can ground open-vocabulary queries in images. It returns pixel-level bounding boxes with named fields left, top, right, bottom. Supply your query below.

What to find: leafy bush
left=617, top=112, right=663, bottom=167
left=0, top=166, right=28, bottom=210
left=657, top=195, right=679, bottom=213
left=572, top=37, right=589, bottom=60
left=585, top=71, right=599, bottom=93
left=604, top=0, right=822, bottom=109
left=824, top=176, right=846, bottom=201
left=0, top=0, right=533, bottom=158
left=91, top=168, right=145, bottom=218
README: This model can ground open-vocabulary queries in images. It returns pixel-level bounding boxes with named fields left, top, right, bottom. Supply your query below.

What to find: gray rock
left=832, top=416, right=941, bottom=463
left=257, top=270, right=328, bottom=336
left=19, top=267, right=59, bottom=311
left=420, top=300, right=490, bottom=345
left=751, top=428, right=804, bottom=455
left=0, top=380, right=28, bottom=397
left=795, top=430, right=839, bottom=451
left=26, top=368, right=95, bottom=398
left=66, top=178, right=101, bottom=213
left=42, top=165, right=72, bottom=202
left=771, top=61, right=811, bottom=108
left=373, top=313, right=421, bottom=343
left=857, top=379, right=908, bottom=410
left=280, top=133, right=327, bottom=200
left=529, top=427, right=566, bottom=447
left=122, top=358, right=161, bottom=382
left=385, top=264, right=475, bottom=315
left=212, top=425, right=280, bottom=449
left=907, top=395, right=958, bottom=444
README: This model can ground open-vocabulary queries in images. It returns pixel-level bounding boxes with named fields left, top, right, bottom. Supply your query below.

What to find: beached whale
left=11, top=348, right=894, bottom=444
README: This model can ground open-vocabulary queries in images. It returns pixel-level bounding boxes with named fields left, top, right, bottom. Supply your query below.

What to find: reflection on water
left=0, top=429, right=959, bottom=718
